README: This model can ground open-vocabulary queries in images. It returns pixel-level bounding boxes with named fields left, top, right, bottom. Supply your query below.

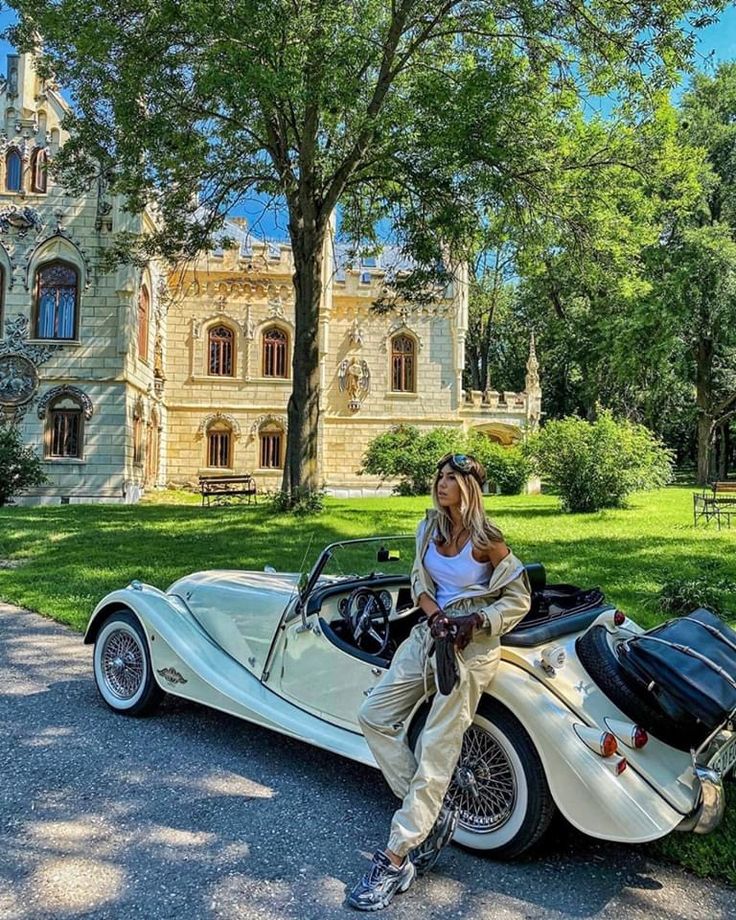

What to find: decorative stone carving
left=0, top=205, right=43, bottom=236
left=338, top=357, right=370, bottom=411
left=249, top=414, right=287, bottom=437
left=23, top=232, right=92, bottom=292
left=525, top=332, right=540, bottom=394
left=266, top=298, right=286, bottom=321
left=0, top=354, right=38, bottom=406
left=380, top=320, right=422, bottom=352
left=197, top=412, right=242, bottom=439
left=95, top=169, right=114, bottom=232
left=0, top=315, right=57, bottom=422
left=348, top=318, right=364, bottom=347
left=37, top=385, right=94, bottom=420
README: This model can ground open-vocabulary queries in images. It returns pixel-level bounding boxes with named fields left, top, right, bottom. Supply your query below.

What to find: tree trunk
left=282, top=223, right=325, bottom=498
left=695, top=336, right=714, bottom=486
left=716, top=422, right=727, bottom=481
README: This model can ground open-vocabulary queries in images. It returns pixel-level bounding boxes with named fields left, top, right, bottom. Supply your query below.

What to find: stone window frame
left=42, top=389, right=91, bottom=461
left=390, top=332, right=417, bottom=393
left=258, top=424, right=284, bottom=470
left=207, top=421, right=234, bottom=469
left=30, top=148, right=48, bottom=193
left=137, top=285, right=150, bottom=363
left=261, top=324, right=289, bottom=379
left=32, top=259, right=80, bottom=341
left=5, top=148, right=22, bottom=192
left=132, top=396, right=145, bottom=467
left=207, top=322, right=237, bottom=378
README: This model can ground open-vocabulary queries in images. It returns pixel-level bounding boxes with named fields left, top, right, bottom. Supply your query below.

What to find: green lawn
left=1, top=485, right=735, bottom=884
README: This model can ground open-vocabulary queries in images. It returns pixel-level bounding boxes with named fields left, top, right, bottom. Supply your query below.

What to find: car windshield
left=301, top=535, right=415, bottom=599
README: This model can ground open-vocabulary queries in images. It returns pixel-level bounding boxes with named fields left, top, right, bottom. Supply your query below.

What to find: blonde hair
left=431, top=455, right=504, bottom=550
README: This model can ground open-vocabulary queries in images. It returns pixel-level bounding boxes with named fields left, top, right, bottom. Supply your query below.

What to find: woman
left=348, top=453, right=531, bottom=911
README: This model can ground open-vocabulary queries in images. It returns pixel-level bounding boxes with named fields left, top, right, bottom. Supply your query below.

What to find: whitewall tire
left=410, top=696, right=556, bottom=858
left=93, top=610, right=163, bottom=716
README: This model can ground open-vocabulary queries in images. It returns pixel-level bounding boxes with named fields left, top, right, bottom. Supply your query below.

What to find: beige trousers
left=358, top=619, right=500, bottom=858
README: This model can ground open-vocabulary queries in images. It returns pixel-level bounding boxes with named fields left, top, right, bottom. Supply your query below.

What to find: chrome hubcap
left=101, top=629, right=144, bottom=699
left=446, top=724, right=516, bottom=833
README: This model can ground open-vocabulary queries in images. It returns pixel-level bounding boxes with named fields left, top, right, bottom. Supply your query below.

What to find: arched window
left=259, top=425, right=284, bottom=469
left=34, top=261, right=79, bottom=340
left=262, top=327, right=288, bottom=378
left=208, top=324, right=234, bottom=376
left=31, top=148, right=48, bottom=193
left=145, top=407, right=160, bottom=485
left=207, top=423, right=232, bottom=468
left=137, top=286, right=150, bottom=362
left=46, top=393, right=84, bottom=459
left=5, top=149, right=21, bottom=191
left=132, top=398, right=145, bottom=466
left=391, top=334, right=416, bottom=392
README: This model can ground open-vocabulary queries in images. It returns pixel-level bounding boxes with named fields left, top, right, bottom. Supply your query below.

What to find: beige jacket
left=410, top=510, right=531, bottom=639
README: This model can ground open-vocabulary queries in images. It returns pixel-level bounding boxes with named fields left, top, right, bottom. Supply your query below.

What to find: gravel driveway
left=1, top=601, right=734, bottom=920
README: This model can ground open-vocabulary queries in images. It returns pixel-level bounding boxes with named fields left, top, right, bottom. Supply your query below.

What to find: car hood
left=167, top=569, right=301, bottom=676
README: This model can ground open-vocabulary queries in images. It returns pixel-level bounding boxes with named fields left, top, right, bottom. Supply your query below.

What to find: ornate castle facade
left=0, top=53, right=541, bottom=503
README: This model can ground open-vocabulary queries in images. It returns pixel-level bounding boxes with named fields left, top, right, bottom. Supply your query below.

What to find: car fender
left=487, top=661, right=691, bottom=843
left=85, top=583, right=375, bottom=767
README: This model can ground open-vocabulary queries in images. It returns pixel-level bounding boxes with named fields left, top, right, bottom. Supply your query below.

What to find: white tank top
left=424, top=537, right=492, bottom=610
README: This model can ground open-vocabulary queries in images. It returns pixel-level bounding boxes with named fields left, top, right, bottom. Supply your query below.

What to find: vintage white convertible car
left=85, top=536, right=736, bottom=857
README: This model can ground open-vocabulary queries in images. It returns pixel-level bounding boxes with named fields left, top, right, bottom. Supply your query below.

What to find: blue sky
left=0, top=5, right=734, bottom=239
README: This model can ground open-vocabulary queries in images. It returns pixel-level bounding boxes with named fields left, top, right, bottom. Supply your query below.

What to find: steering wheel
left=342, top=587, right=390, bottom=657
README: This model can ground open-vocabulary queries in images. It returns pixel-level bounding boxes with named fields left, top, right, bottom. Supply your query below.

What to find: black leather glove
left=429, top=611, right=450, bottom=639
left=448, top=612, right=484, bottom=651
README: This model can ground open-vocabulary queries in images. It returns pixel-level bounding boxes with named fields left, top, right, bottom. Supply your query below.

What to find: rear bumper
left=677, top=764, right=725, bottom=834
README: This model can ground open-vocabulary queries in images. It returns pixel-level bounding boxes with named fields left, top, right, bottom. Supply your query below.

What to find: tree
left=10, top=0, right=726, bottom=501
left=664, top=65, right=736, bottom=483
left=0, top=425, right=47, bottom=506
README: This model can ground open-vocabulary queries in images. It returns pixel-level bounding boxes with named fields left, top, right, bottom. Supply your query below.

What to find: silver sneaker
left=347, top=850, right=415, bottom=911
left=409, top=805, right=459, bottom=876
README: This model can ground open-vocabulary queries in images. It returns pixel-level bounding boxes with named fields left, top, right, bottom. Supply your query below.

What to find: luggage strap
left=687, top=616, right=736, bottom=656
left=630, top=635, right=736, bottom=693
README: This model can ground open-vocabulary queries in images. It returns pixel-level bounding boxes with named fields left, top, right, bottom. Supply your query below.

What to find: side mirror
left=264, top=565, right=277, bottom=574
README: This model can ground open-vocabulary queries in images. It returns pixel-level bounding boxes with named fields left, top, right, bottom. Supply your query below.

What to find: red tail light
left=632, top=727, right=649, bottom=749
left=615, top=757, right=628, bottom=775
left=613, top=609, right=626, bottom=626
left=600, top=732, right=618, bottom=757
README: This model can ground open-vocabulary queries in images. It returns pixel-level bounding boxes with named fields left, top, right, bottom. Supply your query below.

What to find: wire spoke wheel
left=93, top=611, right=162, bottom=716
left=446, top=724, right=517, bottom=833
left=101, top=629, right=145, bottom=699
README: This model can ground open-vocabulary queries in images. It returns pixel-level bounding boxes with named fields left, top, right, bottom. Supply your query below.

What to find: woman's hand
left=448, top=612, right=484, bottom=650
left=429, top=612, right=451, bottom=639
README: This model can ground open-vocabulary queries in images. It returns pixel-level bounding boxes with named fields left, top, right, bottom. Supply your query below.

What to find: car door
left=270, top=612, right=386, bottom=731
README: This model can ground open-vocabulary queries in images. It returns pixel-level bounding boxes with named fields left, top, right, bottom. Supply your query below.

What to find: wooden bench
left=199, top=474, right=257, bottom=507
left=693, top=481, right=736, bottom=529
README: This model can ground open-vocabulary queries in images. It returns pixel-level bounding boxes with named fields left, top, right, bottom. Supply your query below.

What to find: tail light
left=605, top=718, right=649, bottom=750
left=574, top=724, right=618, bottom=757
left=615, top=757, right=628, bottom=775
left=613, top=609, right=626, bottom=627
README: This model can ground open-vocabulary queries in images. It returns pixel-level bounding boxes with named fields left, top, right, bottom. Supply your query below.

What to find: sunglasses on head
left=437, top=454, right=484, bottom=484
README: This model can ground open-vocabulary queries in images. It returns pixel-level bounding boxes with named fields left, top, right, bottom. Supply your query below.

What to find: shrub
left=524, top=410, right=673, bottom=513
left=361, top=425, right=464, bottom=495
left=466, top=433, right=531, bottom=495
left=0, top=424, right=47, bottom=506
left=658, top=567, right=736, bottom=618
left=268, top=486, right=326, bottom=516
left=361, top=425, right=531, bottom=495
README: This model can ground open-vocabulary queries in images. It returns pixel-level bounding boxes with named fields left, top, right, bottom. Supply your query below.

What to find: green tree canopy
left=9, top=0, right=727, bottom=498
